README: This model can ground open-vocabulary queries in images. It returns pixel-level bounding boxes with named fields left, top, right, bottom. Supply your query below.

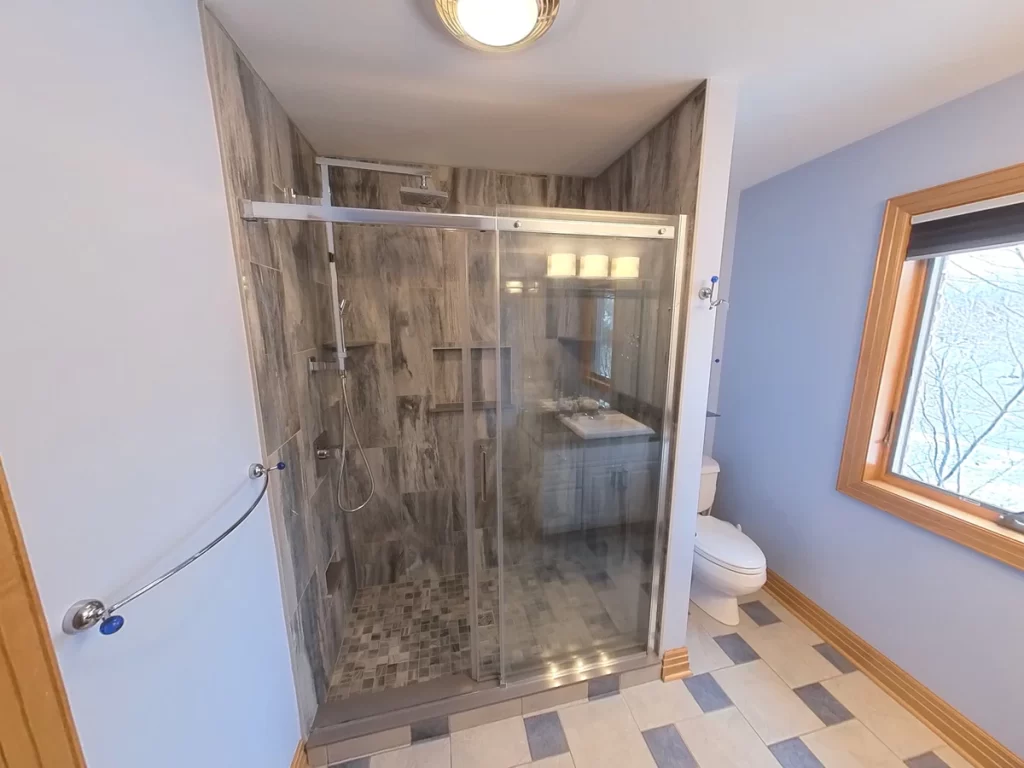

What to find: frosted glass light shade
left=611, top=256, right=640, bottom=279
left=580, top=253, right=609, bottom=279
left=547, top=252, right=577, bottom=277
left=456, top=0, right=539, bottom=48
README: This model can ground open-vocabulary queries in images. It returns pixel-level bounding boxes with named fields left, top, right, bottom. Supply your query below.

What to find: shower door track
left=240, top=200, right=676, bottom=240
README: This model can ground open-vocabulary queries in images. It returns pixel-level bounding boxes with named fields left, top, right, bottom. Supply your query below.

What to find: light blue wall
left=716, top=71, right=1024, bottom=754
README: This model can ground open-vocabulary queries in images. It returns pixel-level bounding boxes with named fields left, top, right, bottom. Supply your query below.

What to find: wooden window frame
left=838, top=161, right=1024, bottom=572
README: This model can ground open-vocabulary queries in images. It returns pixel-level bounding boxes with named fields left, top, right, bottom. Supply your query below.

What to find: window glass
left=892, top=245, right=1024, bottom=513
left=591, top=294, right=613, bottom=379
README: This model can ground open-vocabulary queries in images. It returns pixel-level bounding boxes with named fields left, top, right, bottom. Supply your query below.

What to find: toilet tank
left=699, top=456, right=720, bottom=512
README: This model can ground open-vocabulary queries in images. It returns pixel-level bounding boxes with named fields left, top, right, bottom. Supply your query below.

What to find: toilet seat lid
left=694, top=516, right=765, bottom=574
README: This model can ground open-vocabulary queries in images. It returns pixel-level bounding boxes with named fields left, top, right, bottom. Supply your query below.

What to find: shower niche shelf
left=322, top=340, right=377, bottom=351
left=430, top=345, right=512, bottom=414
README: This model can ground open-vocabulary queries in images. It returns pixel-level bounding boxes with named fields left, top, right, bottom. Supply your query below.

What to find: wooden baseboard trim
left=764, top=569, right=1022, bottom=768
left=290, top=740, right=308, bottom=768
left=661, top=647, right=691, bottom=682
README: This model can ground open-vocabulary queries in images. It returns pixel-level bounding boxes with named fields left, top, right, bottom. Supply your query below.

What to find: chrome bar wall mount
left=62, top=462, right=286, bottom=636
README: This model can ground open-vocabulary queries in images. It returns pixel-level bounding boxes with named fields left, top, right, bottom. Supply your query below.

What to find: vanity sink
left=557, top=411, right=655, bottom=440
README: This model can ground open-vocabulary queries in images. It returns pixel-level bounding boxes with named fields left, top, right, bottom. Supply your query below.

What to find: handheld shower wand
left=336, top=298, right=349, bottom=373
left=332, top=297, right=375, bottom=513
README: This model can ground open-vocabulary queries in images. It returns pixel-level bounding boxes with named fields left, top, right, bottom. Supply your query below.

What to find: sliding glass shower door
left=468, top=208, right=684, bottom=683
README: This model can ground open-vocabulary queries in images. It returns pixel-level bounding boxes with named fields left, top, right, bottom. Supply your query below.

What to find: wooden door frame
left=0, top=457, right=86, bottom=767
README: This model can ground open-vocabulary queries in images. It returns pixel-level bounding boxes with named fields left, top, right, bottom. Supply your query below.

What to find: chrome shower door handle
left=479, top=446, right=488, bottom=501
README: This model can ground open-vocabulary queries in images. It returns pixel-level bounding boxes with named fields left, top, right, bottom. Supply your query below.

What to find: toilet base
left=690, top=578, right=740, bottom=625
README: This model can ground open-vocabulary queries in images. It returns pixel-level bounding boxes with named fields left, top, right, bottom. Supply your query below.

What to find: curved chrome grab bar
left=62, top=461, right=286, bottom=635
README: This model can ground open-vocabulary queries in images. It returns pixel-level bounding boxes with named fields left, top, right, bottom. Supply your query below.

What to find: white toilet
left=690, top=457, right=767, bottom=625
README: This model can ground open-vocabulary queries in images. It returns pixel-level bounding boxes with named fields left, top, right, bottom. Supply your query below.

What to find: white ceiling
left=208, top=0, right=1024, bottom=189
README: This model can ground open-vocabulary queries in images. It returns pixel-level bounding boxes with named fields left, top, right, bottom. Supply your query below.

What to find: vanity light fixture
left=611, top=255, right=640, bottom=279
left=579, top=253, right=609, bottom=279
left=436, top=0, right=560, bottom=52
left=547, top=252, right=577, bottom=278
left=505, top=280, right=524, bottom=294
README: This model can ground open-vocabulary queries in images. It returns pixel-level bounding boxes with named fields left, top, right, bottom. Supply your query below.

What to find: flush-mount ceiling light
left=436, top=0, right=559, bottom=52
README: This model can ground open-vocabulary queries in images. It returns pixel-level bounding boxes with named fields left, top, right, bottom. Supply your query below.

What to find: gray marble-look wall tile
left=335, top=229, right=391, bottom=344
left=402, top=490, right=455, bottom=580
left=498, top=173, right=546, bottom=208
left=287, top=602, right=319, bottom=733
left=390, top=283, right=445, bottom=397
left=244, top=262, right=300, bottom=454
left=330, top=166, right=382, bottom=209
left=589, top=84, right=705, bottom=218
left=356, top=539, right=408, bottom=588
left=466, top=231, right=498, bottom=343
left=277, top=218, right=321, bottom=354
left=396, top=395, right=444, bottom=493
left=307, top=454, right=338, bottom=575
left=439, top=229, right=470, bottom=345
left=342, top=446, right=404, bottom=537
left=450, top=167, right=498, bottom=212
left=297, top=574, right=329, bottom=704
left=267, top=435, right=308, bottom=620
left=380, top=225, right=444, bottom=288
left=341, top=343, right=399, bottom=448
left=294, top=354, right=329, bottom=500
left=546, top=175, right=587, bottom=209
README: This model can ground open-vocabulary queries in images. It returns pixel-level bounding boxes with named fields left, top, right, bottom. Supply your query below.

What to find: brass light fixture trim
left=436, top=0, right=560, bottom=52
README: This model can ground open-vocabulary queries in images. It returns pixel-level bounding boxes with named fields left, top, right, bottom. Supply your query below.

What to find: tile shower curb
left=306, top=653, right=661, bottom=765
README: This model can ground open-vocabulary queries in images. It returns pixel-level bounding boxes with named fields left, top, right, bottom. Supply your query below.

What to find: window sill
left=837, top=475, right=1024, bottom=572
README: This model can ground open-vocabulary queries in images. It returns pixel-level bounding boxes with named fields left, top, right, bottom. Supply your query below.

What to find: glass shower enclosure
left=243, top=196, right=686, bottom=703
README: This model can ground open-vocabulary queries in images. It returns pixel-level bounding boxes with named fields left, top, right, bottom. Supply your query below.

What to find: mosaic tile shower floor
left=327, top=529, right=653, bottom=701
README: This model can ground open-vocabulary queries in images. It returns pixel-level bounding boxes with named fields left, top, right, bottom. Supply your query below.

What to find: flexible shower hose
left=336, top=374, right=375, bottom=512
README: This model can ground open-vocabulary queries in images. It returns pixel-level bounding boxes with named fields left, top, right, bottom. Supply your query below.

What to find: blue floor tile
left=524, top=712, right=570, bottom=761
left=683, top=673, right=732, bottom=712
left=643, top=725, right=699, bottom=768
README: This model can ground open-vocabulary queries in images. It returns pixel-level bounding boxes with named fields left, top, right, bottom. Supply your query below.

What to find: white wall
left=0, top=3, right=299, bottom=766
left=661, top=78, right=739, bottom=651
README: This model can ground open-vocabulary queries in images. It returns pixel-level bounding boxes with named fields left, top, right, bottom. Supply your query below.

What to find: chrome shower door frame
left=241, top=193, right=683, bottom=687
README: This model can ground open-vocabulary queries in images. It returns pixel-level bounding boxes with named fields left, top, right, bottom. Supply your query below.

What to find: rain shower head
left=400, top=184, right=450, bottom=209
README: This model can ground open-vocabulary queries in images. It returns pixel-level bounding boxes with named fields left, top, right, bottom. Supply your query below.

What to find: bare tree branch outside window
left=893, top=245, right=1024, bottom=513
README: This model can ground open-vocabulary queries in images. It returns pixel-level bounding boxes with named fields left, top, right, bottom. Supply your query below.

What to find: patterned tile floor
left=331, top=590, right=971, bottom=767
left=328, top=528, right=653, bottom=701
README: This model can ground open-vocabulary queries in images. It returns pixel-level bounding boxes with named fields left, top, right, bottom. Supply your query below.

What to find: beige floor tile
left=737, top=621, right=843, bottom=688
left=932, top=746, right=974, bottom=768
left=802, top=720, right=905, bottom=767
left=558, top=693, right=656, bottom=768
left=451, top=716, right=531, bottom=768
left=688, top=602, right=757, bottom=636
left=516, top=755, right=575, bottom=768
left=822, top=672, right=944, bottom=759
left=675, top=706, right=780, bottom=768
left=370, top=738, right=451, bottom=768
left=621, top=680, right=702, bottom=730
left=687, top=622, right=734, bottom=675
left=753, top=592, right=823, bottom=646
left=711, top=659, right=824, bottom=744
